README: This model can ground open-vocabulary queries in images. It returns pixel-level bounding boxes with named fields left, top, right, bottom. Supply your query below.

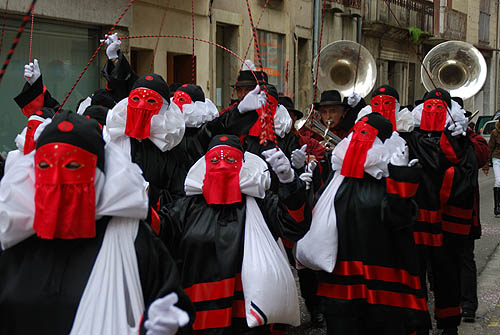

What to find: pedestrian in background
left=486, top=120, right=500, bottom=216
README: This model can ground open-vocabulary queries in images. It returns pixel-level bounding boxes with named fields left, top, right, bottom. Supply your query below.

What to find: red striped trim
left=184, top=278, right=235, bottom=302
left=442, top=220, right=471, bottom=235
left=150, top=208, right=160, bottom=235
left=440, top=133, right=460, bottom=164
left=440, top=167, right=455, bottom=206
left=235, top=273, right=243, bottom=291
left=232, top=299, right=246, bottom=318
left=442, top=205, right=473, bottom=220
left=386, top=178, right=418, bottom=198
left=435, top=306, right=461, bottom=319
left=287, top=204, right=305, bottom=222
left=417, top=209, right=441, bottom=223
left=250, top=308, right=264, bottom=326
left=333, top=261, right=421, bottom=290
left=413, top=231, right=443, bottom=246
left=193, top=307, right=232, bottom=330
left=317, top=283, right=428, bottom=311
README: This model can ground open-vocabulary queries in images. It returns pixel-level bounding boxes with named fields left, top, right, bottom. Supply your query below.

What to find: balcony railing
left=364, top=0, right=434, bottom=34
left=325, top=0, right=362, bottom=10
left=439, top=7, right=467, bottom=41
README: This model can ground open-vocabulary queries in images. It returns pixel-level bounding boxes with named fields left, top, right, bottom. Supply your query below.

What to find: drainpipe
left=495, top=0, right=500, bottom=114
left=356, top=16, right=362, bottom=43
left=313, top=0, right=320, bottom=59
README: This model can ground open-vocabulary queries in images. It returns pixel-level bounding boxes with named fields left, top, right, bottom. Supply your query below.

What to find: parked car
left=479, top=119, right=497, bottom=143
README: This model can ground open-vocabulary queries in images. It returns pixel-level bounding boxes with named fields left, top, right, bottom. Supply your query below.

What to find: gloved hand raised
left=299, top=160, right=317, bottom=190
left=448, top=122, right=466, bottom=137
left=101, top=33, right=121, bottom=60
left=347, top=92, right=362, bottom=108
left=262, top=147, right=295, bottom=184
left=237, top=85, right=267, bottom=114
left=291, top=144, right=307, bottom=169
left=144, top=292, right=189, bottom=335
left=24, top=59, right=41, bottom=85
left=390, top=144, right=409, bottom=167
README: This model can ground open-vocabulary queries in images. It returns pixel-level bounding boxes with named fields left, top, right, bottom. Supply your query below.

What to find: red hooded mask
left=371, top=95, right=397, bottom=131
left=125, top=88, right=164, bottom=139
left=202, top=144, right=243, bottom=205
left=24, top=118, right=44, bottom=155
left=420, top=98, right=448, bottom=132
left=341, top=118, right=379, bottom=178
left=172, top=90, right=192, bottom=111
left=34, top=142, right=98, bottom=239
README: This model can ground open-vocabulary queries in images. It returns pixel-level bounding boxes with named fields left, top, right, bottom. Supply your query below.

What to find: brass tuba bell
left=421, top=41, right=487, bottom=100
left=313, top=40, right=377, bottom=98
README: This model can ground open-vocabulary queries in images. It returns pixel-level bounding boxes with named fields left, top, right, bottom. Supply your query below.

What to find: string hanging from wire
left=149, top=0, right=170, bottom=73
left=0, top=0, right=37, bottom=84
left=119, top=33, right=277, bottom=144
left=0, top=0, right=9, bottom=55
left=28, top=10, right=34, bottom=62
left=58, top=0, right=136, bottom=111
left=230, top=0, right=269, bottom=101
left=191, top=0, right=195, bottom=83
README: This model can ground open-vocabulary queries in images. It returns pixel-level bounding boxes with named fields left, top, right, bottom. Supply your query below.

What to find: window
left=0, top=18, right=99, bottom=153
left=479, top=0, right=491, bottom=44
left=255, top=30, right=285, bottom=92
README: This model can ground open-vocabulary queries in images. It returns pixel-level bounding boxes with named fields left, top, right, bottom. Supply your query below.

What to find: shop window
left=255, top=30, right=285, bottom=92
left=0, top=17, right=99, bottom=152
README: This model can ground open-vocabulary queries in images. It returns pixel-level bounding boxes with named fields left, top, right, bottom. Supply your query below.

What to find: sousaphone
left=313, top=40, right=377, bottom=98
left=421, top=41, right=487, bottom=100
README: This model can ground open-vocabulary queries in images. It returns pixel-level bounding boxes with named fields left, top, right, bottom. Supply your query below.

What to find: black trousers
left=460, top=239, right=478, bottom=313
left=419, top=236, right=464, bottom=330
left=298, top=268, right=319, bottom=313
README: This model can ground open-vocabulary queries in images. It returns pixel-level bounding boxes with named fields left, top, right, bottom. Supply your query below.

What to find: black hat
left=176, top=84, right=205, bottom=102
left=279, top=96, right=303, bottom=119
left=32, top=107, right=55, bottom=119
left=372, top=85, right=399, bottom=102
left=358, top=112, right=393, bottom=142
left=233, top=70, right=268, bottom=87
left=423, top=88, right=452, bottom=109
left=83, top=105, right=108, bottom=126
left=452, top=96, right=464, bottom=109
left=169, top=83, right=182, bottom=95
left=90, top=88, right=116, bottom=109
left=132, top=74, right=170, bottom=101
left=207, top=134, right=243, bottom=153
left=37, top=110, right=105, bottom=171
left=314, top=90, right=343, bottom=109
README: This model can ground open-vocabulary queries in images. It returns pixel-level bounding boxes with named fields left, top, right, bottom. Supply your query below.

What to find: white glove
left=448, top=122, right=466, bottom=137
left=237, top=85, right=267, bottom=114
left=299, top=160, right=317, bottom=190
left=262, top=148, right=295, bottom=184
left=144, top=292, right=189, bottom=335
left=390, top=145, right=409, bottom=167
left=101, top=33, right=121, bottom=60
left=408, top=159, right=419, bottom=167
left=347, top=92, right=362, bottom=108
left=24, top=59, right=41, bottom=85
left=291, top=144, right=307, bottom=169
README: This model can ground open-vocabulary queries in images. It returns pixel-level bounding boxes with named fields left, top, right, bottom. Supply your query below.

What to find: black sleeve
left=382, top=163, right=422, bottom=231
left=340, top=97, right=366, bottom=131
left=14, top=75, right=60, bottom=116
left=101, top=50, right=138, bottom=102
left=136, top=222, right=194, bottom=335
left=258, top=176, right=312, bottom=242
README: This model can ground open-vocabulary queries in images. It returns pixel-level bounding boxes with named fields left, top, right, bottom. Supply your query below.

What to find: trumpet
left=296, top=104, right=342, bottom=150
